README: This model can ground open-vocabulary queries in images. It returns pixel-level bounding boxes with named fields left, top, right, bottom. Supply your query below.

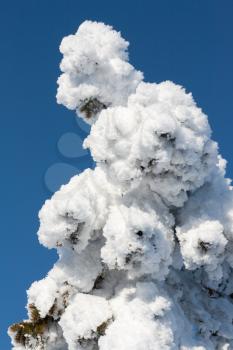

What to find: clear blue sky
left=1, top=1, right=233, bottom=348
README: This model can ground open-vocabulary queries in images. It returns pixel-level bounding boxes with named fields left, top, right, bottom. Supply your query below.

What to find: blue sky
left=1, top=0, right=233, bottom=348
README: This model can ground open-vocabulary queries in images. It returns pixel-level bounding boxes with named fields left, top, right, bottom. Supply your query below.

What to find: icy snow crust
left=9, top=21, right=233, bottom=349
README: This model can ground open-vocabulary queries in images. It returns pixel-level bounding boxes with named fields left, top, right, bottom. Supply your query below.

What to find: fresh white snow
left=9, top=21, right=233, bottom=350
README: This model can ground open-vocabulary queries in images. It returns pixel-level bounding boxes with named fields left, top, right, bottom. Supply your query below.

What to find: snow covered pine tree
left=9, top=21, right=233, bottom=350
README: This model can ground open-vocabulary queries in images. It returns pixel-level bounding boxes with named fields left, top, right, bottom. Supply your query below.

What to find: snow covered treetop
left=57, top=21, right=219, bottom=208
left=57, top=21, right=143, bottom=123
left=9, top=21, right=233, bottom=350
